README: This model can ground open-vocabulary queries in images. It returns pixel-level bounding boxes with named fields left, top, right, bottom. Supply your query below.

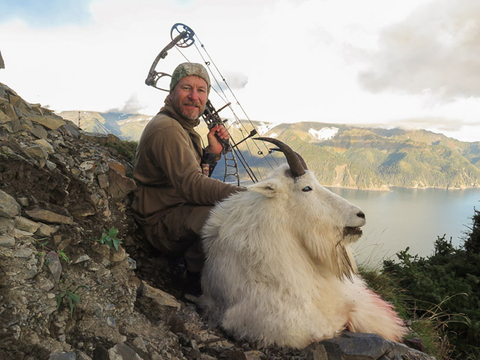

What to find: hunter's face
left=171, top=75, right=208, bottom=121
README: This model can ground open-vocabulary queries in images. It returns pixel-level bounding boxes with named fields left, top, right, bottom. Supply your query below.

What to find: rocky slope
left=1, top=82, right=435, bottom=359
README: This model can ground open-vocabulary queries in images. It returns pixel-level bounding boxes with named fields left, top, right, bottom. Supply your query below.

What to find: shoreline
left=326, top=185, right=480, bottom=192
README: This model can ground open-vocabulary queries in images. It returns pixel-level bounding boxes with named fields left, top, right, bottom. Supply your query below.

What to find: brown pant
left=143, top=204, right=214, bottom=273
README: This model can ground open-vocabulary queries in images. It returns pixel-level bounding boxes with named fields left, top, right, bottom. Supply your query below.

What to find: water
left=327, top=187, right=480, bottom=268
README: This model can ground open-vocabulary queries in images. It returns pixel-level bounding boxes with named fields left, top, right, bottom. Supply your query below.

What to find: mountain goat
left=200, top=137, right=406, bottom=349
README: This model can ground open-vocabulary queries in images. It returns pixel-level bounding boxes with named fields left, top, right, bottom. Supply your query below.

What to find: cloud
left=211, top=71, right=249, bottom=94
left=1, top=0, right=479, bottom=142
left=108, top=94, right=143, bottom=114
left=358, top=0, right=480, bottom=101
left=398, top=117, right=467, bottom=133
left=223, top=71, right=248, bottom=90
left=0, top=0, right=94, bottom=27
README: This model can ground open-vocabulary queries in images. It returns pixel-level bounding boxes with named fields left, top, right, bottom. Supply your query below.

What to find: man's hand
left=205, top=124, right=230, bottom=155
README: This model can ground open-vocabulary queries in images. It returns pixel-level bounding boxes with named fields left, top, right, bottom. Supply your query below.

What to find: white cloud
left=358, top=0, right=480, bottom=100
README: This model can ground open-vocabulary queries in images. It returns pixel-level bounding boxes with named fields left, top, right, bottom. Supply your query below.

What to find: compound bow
left=145, top=23, right=278, bottom=185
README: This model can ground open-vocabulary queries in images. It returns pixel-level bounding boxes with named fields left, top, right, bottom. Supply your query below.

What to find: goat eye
left=302, top=186, right=312, bottom=192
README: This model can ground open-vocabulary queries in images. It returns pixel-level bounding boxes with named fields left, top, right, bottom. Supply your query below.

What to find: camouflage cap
left=170, top=62, right=211, bottom=93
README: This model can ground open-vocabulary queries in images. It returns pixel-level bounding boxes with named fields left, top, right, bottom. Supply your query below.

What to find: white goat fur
left=201, top=164, right=406, bottom=349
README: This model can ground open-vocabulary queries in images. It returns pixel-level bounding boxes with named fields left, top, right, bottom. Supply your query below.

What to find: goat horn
left=254, top=137, right=307, bottom=177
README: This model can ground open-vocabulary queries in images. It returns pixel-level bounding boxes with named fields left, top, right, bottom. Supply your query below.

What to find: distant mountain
left=58, top=111, right=480, bottom=190
left=263, top=122, right=480, bottom=190
left=59, top=111, right=152, bottom=140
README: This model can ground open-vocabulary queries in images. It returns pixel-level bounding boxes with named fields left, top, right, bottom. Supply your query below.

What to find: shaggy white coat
left=201, top=164, right=407, bottom=349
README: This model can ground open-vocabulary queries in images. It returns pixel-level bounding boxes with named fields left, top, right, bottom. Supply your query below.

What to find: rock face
left=0, top=82, right=436, bottom=359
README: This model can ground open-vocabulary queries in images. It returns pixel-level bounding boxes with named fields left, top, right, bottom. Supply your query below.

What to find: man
left=132, top=62, right=245, bottom=278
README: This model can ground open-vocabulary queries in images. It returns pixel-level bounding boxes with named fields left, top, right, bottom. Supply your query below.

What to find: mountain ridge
left=59, top=111, right=480, bottom=190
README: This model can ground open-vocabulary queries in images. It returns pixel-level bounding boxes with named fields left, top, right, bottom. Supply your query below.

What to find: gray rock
left=30, top=123, right=49, bottom=139
left=14, top=216, right=41, bottom=233
left=132, top=337, right=148, bottom=353
left=73, top=254, right=91, bottom=264
left=17, top=196, right=30, bottom=206
left=0, top=217, right=15, bottom=234
left=313, top=332, right=435, bottom=360
left=14, top=248, right=35, bottom=258
left=26, top=208, right=73, bottom=225
left=143, top=283, right=182, bottom=311
left=37, top=277, right=55, bottom=291
left=46, top=159, right=58, bottom=170
left=24, top=144, right=48, bottom=161
left=107, top=316, right=116, bottom=328
left=0, top=189, right=21, bottom=218
left=76, top=351, right=92, bottom=360
left=49, top=352, right=76, bottom=360
left=25, top=114, right=66, bottom=130
left=61, top=123, right=80, bottom=138
left=46, top=252, right=63, bottom=283
left=34, top=138, right=54, bottom=154
left=0, top=233, right=15, bottom=247
left=0, top=109, right=10, bottom=123
left=108, top=343, right=143, bottom=360
left=36, top=223, right=58, bottom=237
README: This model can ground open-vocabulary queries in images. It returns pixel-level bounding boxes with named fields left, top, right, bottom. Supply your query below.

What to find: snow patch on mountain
left=309, top=127, right=339, bottom=141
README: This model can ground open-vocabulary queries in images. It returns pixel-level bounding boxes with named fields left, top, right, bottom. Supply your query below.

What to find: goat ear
left=248, top=179, right=283, bottom=198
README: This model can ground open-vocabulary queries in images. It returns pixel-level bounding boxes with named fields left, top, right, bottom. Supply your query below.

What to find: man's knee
left=144, top=204, right=214, bottom=256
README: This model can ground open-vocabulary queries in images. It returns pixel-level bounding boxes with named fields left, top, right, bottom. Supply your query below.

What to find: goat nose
left=357, top=212, right=366, bottom=220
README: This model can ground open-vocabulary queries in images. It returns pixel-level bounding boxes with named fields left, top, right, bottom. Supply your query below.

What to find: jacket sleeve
left=149, top=123, right=244, bottom=205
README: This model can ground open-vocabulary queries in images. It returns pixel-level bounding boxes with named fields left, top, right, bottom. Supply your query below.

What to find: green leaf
left=68, top=292, right=81, bottom=303
left=112, top=238, right=122, bottom=251
left=57, top=293, right=63, bottom=310
left=68, top=296, right=74, bottom=316
left=108, top=226, right=119, bottom=238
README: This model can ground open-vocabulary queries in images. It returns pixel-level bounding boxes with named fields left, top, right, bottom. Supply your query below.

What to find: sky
left=1, top=0, right=479, bottom=142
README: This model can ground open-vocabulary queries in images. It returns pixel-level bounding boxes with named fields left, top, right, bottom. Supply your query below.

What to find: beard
left=174, top=100, right=205, bottom=121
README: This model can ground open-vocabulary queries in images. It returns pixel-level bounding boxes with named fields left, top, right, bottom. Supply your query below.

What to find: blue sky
left=0, top=0, right=93, bottom=27
left=1, top=0, right=479, bottom=142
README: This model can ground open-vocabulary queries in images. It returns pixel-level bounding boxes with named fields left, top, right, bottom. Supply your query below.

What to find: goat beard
left=333, top=241, right=356, bottom=281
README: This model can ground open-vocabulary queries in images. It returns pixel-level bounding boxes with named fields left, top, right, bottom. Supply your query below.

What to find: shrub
left=382, top=208, right=480, bottom=359
left=94, top=226, right=122, bottom=251
left=105, top=140, right=137, bottom=164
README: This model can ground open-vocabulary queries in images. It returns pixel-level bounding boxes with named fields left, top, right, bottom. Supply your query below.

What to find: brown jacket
left=131, top=97, right=243, bottom=226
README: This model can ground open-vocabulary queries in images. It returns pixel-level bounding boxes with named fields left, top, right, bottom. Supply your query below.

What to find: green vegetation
left=95, top=226, right=122, bottom=251
left=56, top=283, right=88, bottom=317
left=34, top=239, right=70, bottom=265
left=363, top=208, right=480, bottom=359
left=34, top=238, right=49, bottom=258
left=32, top=238, right=85, bottom=317
left=105, top=140, right=138, bottom=163
left=256, top=124, right=480, bottom=189
left=57, top=248, right=69, bottom=262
